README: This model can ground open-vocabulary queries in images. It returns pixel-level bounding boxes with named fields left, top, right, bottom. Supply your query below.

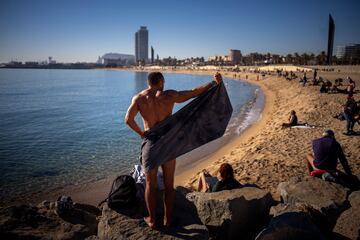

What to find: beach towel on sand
left=140, top=82, right=233, bottom=172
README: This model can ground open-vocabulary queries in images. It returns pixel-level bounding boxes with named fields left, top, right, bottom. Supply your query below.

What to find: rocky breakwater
left=256, top=176, right=360, bottom=240
left=1, top=176, right=359, bottom=239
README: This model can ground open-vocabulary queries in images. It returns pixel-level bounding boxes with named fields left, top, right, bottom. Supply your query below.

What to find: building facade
left=102, top=53, right=135, bottom=66
left=335, top=46, right=345, bottom=59
left=336, top=44, right=360, bottom=63
left=135, top=26, right=149, bottom=63
left=229, top=49, right=242, bottom=64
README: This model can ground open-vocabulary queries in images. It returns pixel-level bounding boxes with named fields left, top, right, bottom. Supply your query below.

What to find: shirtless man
left=125, top=72, right=223, bottom=228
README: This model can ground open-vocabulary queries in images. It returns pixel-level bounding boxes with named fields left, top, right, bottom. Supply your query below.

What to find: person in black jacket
left=197, top=163, right=241, bottom=192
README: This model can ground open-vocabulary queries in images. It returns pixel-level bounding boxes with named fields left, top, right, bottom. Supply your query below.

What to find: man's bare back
left=125, top=72, right=222, bottom=137
left=134, top=89, right=176, bottom=131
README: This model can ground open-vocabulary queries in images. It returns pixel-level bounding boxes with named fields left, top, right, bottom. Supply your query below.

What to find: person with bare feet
left=125, top=72, right=223, bottom=228
left=197, top=163, right=241, bottom=192
left=305, top=130, right=352, bottom=177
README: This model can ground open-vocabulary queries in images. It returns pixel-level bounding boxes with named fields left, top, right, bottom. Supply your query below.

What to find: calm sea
left=0, top=69, right=260, bottom=202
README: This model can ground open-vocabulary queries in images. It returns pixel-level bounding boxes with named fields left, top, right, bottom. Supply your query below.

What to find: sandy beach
left=5, top=65, right=360, bottom=206
left=173, top=66, right=360, bottom=199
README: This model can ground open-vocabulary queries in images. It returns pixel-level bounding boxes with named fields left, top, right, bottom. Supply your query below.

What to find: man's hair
left=218, top=163, right=234, bottom=181
left=323, top=129, right=335, bottom=138
left=147, top=72, right=164, bottom=86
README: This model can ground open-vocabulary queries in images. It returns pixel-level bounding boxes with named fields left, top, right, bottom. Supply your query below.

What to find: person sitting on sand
left=197, top=163, right=241, bottom=193
left=346, top=77, right=356, bottom=94
left=301, top=73, right=307, bottom=86
left=305, top=130, right=352, bottom=176
left=281, top=110, right=298, bottom=128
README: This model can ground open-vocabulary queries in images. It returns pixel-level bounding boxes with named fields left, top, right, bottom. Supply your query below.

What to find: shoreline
left=0, top=69, right=268, bottom=207
left=2, top=66, right=360, bottom=207
left=60, top=70, right=272, bottom=205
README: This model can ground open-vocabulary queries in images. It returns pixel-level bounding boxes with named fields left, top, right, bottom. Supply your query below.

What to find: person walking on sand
left=125, top=72, right=223, bottom=228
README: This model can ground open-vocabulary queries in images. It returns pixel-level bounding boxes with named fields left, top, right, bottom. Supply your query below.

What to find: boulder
left=333, top=191, right=360, bottom=240
left=277, top=176, right=349, bottom=230
left=98, top=187, right=208, bottom=240
left=186, top=187, right=274, bottom=240
left=0, top=202, right=99, bottom=240
left=270, top=203, right=314, bottom=217
left=255, top=212, right=325, bottom=240
left=348, top=190, right=360, bottom=206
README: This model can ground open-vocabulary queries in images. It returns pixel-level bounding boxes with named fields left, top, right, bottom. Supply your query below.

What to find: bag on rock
left=99, top=175, right=137, bottom=209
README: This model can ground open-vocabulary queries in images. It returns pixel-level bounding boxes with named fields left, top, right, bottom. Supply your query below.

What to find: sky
left=0, top=0, right=360, bottom=63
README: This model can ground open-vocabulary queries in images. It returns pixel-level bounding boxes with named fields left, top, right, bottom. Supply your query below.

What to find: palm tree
left=301, top=53, right=310, bottom=65
left=316, top=51, right=327, bottom=65
left=286, top=54, right=293, bottom=64
left=294, top=52, right=300, bottom=65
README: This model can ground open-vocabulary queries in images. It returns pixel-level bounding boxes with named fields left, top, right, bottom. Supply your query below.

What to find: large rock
left=333, top=191, right=360, bottom=240
left=255, top=212, right=325, bottom=240
left=0, top=202, right=99, bottom=240
left=186, top=187, right=274, bottom=240
left=277, top=176, right=349, bottom=230
left=98, top=188, right=208, bottom=240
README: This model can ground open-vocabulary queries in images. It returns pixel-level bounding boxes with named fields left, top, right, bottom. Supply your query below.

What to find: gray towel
left=140, top=82, right=233, bottom=172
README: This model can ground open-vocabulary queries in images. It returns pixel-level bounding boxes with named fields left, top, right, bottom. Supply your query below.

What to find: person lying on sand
left=281, top=110, right=298, bottom=128
left=305, top=130, right=352, bottom=176
left=197, top=163, right=241, bottom=193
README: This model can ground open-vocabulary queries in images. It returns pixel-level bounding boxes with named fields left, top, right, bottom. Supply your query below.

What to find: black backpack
left=99, top=175, right=138, bottom=209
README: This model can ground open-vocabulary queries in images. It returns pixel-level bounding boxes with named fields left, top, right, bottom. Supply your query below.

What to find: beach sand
left=174, top=66, right=360, bottom=199
left=4, top=66, right=360, bottom=206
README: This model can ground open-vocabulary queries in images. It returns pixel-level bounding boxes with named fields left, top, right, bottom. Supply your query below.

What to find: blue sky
left=0, top=0, right=359, bottom=63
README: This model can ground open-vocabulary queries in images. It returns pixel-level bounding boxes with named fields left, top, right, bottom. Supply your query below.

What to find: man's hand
left=214, top=72, right=223, bottom=84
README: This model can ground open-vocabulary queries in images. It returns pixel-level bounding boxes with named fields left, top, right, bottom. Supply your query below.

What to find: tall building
left=327, top=14, right=335, bottom=65
left=151, top=46, right=154, bottom=64
left=229, top=49, right=242, bottom=64
left=135, top=26, right=149, bottom=63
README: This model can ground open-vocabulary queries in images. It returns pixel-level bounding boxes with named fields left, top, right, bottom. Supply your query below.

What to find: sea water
left=0, top=69, right=262, bottom=202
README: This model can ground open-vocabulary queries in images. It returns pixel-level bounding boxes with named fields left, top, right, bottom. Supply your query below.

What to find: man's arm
left=337, top=143, right=352, bottom=175
left=125, top=96, right=144, bottom=138
left=169, top=72, right=223, bottom=103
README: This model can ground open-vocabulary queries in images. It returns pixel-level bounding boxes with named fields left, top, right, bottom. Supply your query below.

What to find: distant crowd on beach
left=193, top=68, right=359, bottom=197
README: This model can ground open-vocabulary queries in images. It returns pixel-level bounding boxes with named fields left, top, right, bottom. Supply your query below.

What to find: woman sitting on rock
left=197, top=163, right=242, bottom=192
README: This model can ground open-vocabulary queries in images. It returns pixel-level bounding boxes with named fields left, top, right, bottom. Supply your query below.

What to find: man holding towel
left=125, top=72, right=227, bottom=228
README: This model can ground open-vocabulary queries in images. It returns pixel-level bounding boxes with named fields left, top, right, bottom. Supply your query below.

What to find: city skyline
left=1, top=0, right=360, bottom=63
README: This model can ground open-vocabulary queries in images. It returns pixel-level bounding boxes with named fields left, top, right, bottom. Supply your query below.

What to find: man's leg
left=344, top=112, right=352, bottom=133
left=161, top=159, right=176, bottom=227
left=144, top=167, right=158, bottom=228
left=305, top=153, right=316, bottom=173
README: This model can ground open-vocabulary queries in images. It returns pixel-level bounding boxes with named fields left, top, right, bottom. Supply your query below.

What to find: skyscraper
left=135, top=26, right=149, bottom=63
left=151, top=46, right=154, bottom=64
left=327, top=14, right=335, bottom=65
